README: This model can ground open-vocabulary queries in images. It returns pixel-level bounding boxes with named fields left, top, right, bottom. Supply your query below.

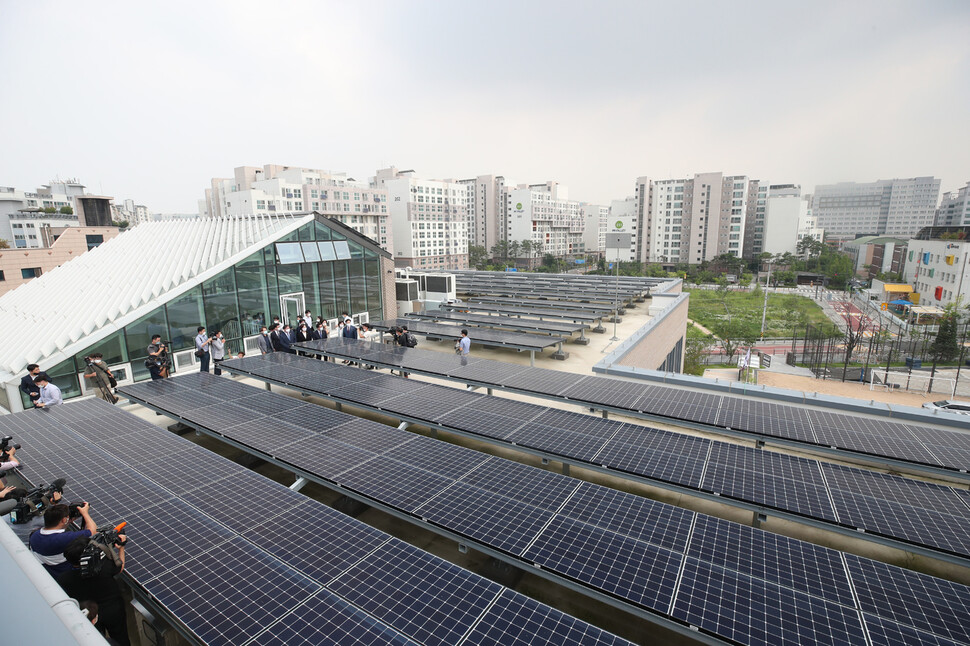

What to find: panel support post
left=290, top=476, right=309, bottom=492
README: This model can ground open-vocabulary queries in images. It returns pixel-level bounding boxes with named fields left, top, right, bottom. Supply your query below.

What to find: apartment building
left=935, top=182, right=970, bottom=227
left=112, top=198, right=153, bottom=227
left=638, top=172, right=749, bottom=265
left=457, top=174, right=507, bottom=252
left=580, top=203, right=609, bottom=254
left=741, top=183, right=812, bottom=258
left=506, top=182, right=584, bottom=262
left=373, top=167, right=469, bottom=270
left=202, top=165, right=392, bottom=253
left=0, top=179, right=84, bottom=245
left=813, top=177, right=940, bottom=241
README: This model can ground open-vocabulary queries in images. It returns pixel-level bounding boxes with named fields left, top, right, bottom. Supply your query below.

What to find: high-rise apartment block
left=580, top=203, right=609, bottom=254
left=506, top=182, right=584, bottom=261
left=742, top=183, right=813, bottom=258
left=813, top=177, right=940, bottom=241
left=636, top=172, right=749, bottom=265
left=202, top=165, right=392, bottom=252
left=935, top=182, right=970, bottom=227
left=458, top=174, right=507, bottom=253
left=373, top=167, right=469, bottom=270
left=112, top=199, right=153, bottom=227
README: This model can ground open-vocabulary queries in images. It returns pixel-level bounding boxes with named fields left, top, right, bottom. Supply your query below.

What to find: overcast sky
left=2, top=1, right=968, bottom=213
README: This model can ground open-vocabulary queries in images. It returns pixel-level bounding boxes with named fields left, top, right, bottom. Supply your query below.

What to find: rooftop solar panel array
left=223, top=353, right=970, bottom=563
left=4, top=399, right=631, bottom=646
left=300, top=337, right=970, bottom=475
left=121, top=373, right=970, bottom=646
left=443, top=302, right=606, bottom=322
left=407, top=310, right=589, bottom=334
left=371, top=318, right=565, bottom=350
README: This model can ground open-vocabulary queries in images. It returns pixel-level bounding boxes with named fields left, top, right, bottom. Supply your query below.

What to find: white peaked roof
left=0, top=213, right=313, bottom=380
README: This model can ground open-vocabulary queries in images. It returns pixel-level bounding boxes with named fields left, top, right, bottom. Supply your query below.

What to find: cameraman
left=59, top=535, right=130, bottom=646
left=29, top=502, right=97, bottom=575
left=83, top=354, right=118, bottom=404
left=146, top=335, right=169, bottom=380
left=0, top=445, right=19, bottom=475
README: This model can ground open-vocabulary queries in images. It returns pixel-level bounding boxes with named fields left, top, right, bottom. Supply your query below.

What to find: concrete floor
left=118, top=297, right=970, bottom=644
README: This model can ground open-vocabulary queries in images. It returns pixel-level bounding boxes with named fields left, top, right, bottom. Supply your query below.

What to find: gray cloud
left=1, top=0, right=967, bottom=212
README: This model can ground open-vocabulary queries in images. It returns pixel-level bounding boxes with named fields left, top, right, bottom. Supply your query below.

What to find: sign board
left=505, top=267, right=517, bottom=272
left=574, top=258, right=585, bottom=264
left=606, top=233, right=632, bottom=249
left=760, top=353, right=771, bottom=368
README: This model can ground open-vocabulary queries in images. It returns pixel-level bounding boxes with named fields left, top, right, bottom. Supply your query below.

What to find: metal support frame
left=124, top=392, right=726, bottom=646
left=290, top=476, right=309, bottom=492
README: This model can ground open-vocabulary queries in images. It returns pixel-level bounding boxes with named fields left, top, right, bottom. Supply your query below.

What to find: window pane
left=77, top=330, right=126, bottom=367
left=301, top=242, right=322, bottom=262
left=350, top=258, right=367, bottom=313
left=317, top=241, right=336, bottom=261
left=48, top=357, right=81, bottom=402
left=332, top=261, right=351, bottom=315
left=365, top=258, right=382, bottom=319
left=124, top=306, right=168, bottom=382
left=235, top=265, right=270, bottom=336
left=314, top=220, right=333, bottom=240
left=165, top=285, right=205, bottom=351
left=316, top=262, right=337, bottom=319
left=276, top=243, right=304, bottom=264
left=333, top=240, right=351, bottom=260
left=203, top=269, right=240, bottom=343
left=277, top=264, right=302, bottom=295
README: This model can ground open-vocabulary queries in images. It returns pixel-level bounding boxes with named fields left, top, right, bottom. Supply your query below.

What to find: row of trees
left=468, top=239, right=548, bottom=270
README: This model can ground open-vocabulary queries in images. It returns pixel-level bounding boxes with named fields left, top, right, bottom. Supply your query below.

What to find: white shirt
left=38, top=383, right=63, bottom=407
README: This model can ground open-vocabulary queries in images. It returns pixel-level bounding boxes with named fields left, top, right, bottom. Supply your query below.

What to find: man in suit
left=20, top=363, right=41, bottom=407
left=269, top=323, right=283, bottom=351
left=256, top=326, right=273, bottom=355
left=278, top=325, right=296, bottom=354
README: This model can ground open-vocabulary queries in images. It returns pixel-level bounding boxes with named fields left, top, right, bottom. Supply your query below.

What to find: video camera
left=79, top=521, right=128, bottom=579
left=7, top=477, right=75, bottom=524
left=0, top=435, right=20, bottom=461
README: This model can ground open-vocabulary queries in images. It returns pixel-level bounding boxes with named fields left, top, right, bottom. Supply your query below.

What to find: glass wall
left=17, top=217, right=386, bottom=408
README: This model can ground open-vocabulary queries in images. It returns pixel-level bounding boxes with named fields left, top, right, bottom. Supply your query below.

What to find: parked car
left=922, top=400, right=970, bottom=415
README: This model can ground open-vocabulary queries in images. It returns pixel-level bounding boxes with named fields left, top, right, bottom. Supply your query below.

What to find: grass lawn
left=686, top=288, right=838, bottom=338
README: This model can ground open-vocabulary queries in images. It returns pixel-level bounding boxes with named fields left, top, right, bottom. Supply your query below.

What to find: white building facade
left=202, top=165, right=392, bottom=253
left=457, top=174, right=507, bottom=253
left=935, top=182, right=970, bottom=227
left=580, top=203, right=609, bottom=254
left=505, top=182, right=584, bottom=261
left=374, top=168, right=469, bottom=270
left=0, top=180, right=84, bottom=246
left=907, top=237, right=970, bottom=308
left=813, top=177, right=941, bottom=241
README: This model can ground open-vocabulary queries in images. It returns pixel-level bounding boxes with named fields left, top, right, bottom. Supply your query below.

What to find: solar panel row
left=122, top=373, right=970, bottom=646
left=407, top=310, right=588, bottom=334
left=224, top=353, right=970, bottom=561
left=5, top=400, right=631, bottom=646
left=371, top=318, right=565, bottom=351
left=300, top=337, right=970, bottom=475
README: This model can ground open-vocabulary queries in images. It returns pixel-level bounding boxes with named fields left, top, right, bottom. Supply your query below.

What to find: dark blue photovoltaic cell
left=845, top=555, right=970, bottom=645
left=248, top=499, right=391, bottom=585
left=458, top=459, right=580, bottom=509
left=415, top=481, right=553, bottom=555
left=524, top=515, right=682, bottom=611
left=327, top=541, right=504, bottom=646
left=593, top=438, right=707, bottom=487
left=862, top=613, right=963, bottom=646
left=688, top=516, right=853, bottom=605
left=248, top=590, right=419, bottom=646
left=145, top=537, right=322, bottom=646
left=384, top=440, right=493, bottom=480
left=556, top=482, right=694, bottom=552
left=671, top=558, right=867, bottom=646
left=335, top=456, right=454, bottom=512
left=463, top=590, right=634, bottom=646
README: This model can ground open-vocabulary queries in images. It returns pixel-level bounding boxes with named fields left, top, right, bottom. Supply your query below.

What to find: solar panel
left=671, top=557, right=867, bottom=646
left=463, top=590, right=633, bottom=646
left=327, top=541, right=503, bottom=646
left=382, top=393, right=466, bottom=424
left=503, top=368, right=584, bottom=395
left=273, top=434, right=377, bottom=479
left=144, top=537, right=322, bottom=646
left=524, top=515, right=683, bottom=611
left=248, top=590, right=418, bottom=646
left=335, top=456, right=453, bottom=512
left=688, top=515, right=853, bottom=604
left=845, top=554, right=970, bottom=645
left=593, top=438, right=707, bottom=487
left=383, top=440, right=493, bottom=480
left=505, top=422, right=612, bottom=462
left=459, top=459, right=580, bottom=509
left=557, top=482, right=694, bottom=552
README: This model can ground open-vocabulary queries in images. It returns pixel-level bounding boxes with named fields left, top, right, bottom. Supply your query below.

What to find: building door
left=280, top=292, right=306, bottom=327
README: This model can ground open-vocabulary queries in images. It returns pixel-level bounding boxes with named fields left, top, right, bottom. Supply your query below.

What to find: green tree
left=42, top=206, right=57, bottom=213
left=468, top=245, right=488, bottom=270
left=0, top=238, right=9, bottom=249
left=111, top=219, right=129, bottom=229
left=508, top=240, right=521, bottom=264
left=683, top=333, right=713, bottom=375
left=59, top=205, right=73, bottom=214
left=489, top=240, right=509, bottom=263
left=718, top=318, right=758, bottom=362
left=927, top=306, right=960, bottom=392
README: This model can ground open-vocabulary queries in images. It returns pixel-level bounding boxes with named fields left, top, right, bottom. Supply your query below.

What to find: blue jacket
left=278, top=330, right=294, bottom=352
left=342, top=324, right=358, bottom=339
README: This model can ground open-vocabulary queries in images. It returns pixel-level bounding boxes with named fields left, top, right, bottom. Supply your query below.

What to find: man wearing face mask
left=211, top=330, right=227, bottom=375
left=278, top=324, right=296, bottom=354
left=256, top=326, right=274, bottom=355
left=83, top=353, right=118, bottom=404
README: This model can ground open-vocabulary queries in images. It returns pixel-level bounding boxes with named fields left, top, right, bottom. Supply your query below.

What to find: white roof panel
left=0, top=214, right=312, bottom=379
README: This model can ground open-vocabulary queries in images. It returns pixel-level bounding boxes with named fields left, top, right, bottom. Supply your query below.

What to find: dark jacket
left=310, top=327, right=327, bottom=341
left=296, top=328, right=311, bottom=343
left=20, top=374, right=39, bottom=401
left=278, top=331, right=294, bottom=353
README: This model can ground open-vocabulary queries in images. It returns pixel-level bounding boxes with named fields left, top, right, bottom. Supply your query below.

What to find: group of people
left=28, top=499, right=130, bottom=645
left=254, top=310, right=365, bottom=359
